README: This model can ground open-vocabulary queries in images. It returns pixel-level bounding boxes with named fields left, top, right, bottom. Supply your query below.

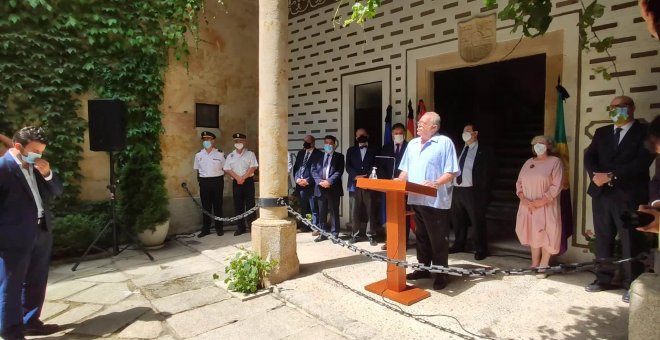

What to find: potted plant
left=220, top=247, right=278, bottom=294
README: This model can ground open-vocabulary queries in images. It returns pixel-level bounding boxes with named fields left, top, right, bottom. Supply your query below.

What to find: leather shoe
left=312, top=231, right=320, bottom=236
left=348, top=237, right=358, bottom=244
left=25, top=323, right=61, bottom=336
left=622, top=290, right=630, bottom=303
left=368, top=237, right=377, bottom=246
left=381, top=244, right=387, bottom=250
left=197, top=230, right=211, bottom=238
left=448, top=245, right=465, bottom=254
left=406, top=270, right=431, bottom=280
left=585, top=280, right=617, bottom=292
left=314, top=235, right=327, bottom=242
left=215, top=228, right=224, bottom=236
left=474, top=252, right=488, bottom=261
left=234, top=229, right=245, bottom=236
left=433, top=275, right=448, bottom=290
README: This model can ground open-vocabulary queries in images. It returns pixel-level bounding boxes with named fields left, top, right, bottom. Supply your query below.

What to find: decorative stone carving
left=458, top=14, right=497, bottom=62
left=289, top=0, right=331, bottom=18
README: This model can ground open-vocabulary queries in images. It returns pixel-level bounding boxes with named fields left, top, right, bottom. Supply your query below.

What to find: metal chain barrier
left=181, top=182, right=647, bottom=277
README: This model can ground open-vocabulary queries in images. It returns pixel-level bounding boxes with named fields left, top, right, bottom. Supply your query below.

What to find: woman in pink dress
left=515, top=135, right=563, bottom=277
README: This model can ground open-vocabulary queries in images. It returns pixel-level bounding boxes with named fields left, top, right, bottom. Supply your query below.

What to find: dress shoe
left=585, top=280, right=617, bottom=292
left=368, top=237, right=378, bottom=246
left=312, top=231, right=320, bottom=236
left=197, top=230, right=211, bottom=238
left=234, top=229, right=245, bottom=236
left=215, top=228, right=224, bottom=236
left=474, top=251, right=488, bottom=261
left=381, top=244, right=387, bottom=250
left=348, top=237, right=358, bottom=244
left=25, top=323, right=61, bottom=336
left=622, top=290, right=631, bottom=303
left=406, top=270, right=431, bottom=280
left=448, top=245, right=465, bottom=254
left=433, top=275, right=448, bottom=290
left=314, top=235, right=327, bottom=242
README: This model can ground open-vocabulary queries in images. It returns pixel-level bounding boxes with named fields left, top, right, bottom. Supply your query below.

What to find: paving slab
left=165, top=295, right=283, bottom=338
left=40, top=302, right=70, bottom=321
left=131, top=259, right=220, bottom=287
left=48, top=304, right=104, bottom=326
left=116, top=310, right=164, bottom=339
left=67, top=282, right=134, bottom=304
left=152, top=286, right=231, bottom=314
left=68, top=301, right=151, bottom=337
left=281, top=324, right=348, bottom=340
left=45, top=280, right=97, bottom=301
left=77, top=269, right=129, bottom=283
left=141, top=271, right=217, bottom=300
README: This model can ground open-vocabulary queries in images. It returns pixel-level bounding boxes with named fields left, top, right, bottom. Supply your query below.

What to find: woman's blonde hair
left=530, top=135, right=557, bottom=155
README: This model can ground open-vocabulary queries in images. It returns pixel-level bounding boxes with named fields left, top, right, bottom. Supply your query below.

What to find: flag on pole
left=554, top=79, right=573, bottom=255
left=417, top=99, right=427, bottom=120
left=406, top=100, right=415, bottom=141
left=383, top=105, right=392, bottom=145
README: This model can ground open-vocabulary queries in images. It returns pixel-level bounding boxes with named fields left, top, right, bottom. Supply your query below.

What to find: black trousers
left=199, top=176, right=224, bottom=232
left=412, top=205, right=450, bottom=268
left=351, top=188, right=379, bottom=238
left=233, top=177, right=255, bottom=232
left=318, top=191, right=341, bottom=237
left=296, top=187, right=318, bottom=226
left=450, top=187, right=488, bottom=253
left=592, top=192, right=647, bottom=288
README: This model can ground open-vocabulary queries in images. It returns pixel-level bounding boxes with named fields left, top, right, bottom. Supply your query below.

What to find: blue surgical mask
left=23, top=152, right=42, bottom=164
left=323, top=144, right=333, bottom=153
left=202, top=140, right=212, bottom=149
left=609, top=107, right=629, bottom=125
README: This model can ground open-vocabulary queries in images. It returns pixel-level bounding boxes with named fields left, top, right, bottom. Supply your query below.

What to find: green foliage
left=0, top=0, right=203, bottom=229
left=338, top=0, right=381, bottom=27
left=223, top=248, right=278, bottom=294
left=498, top=0, right=553, bottom=38
left=52, top=201, right=112, bottom=258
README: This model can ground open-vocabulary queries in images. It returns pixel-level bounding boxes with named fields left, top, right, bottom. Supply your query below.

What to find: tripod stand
left=72, top=152, right=154, bottom=271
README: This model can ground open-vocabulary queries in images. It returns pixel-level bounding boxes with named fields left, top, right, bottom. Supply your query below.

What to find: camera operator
left=636, top=114, right=660, bottom=234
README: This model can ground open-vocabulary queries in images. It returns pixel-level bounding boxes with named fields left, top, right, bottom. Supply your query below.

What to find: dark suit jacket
left=584, top=120, right=654, bottom=205
left=292, top=148, right=323, bottom=193
left=346, top=145, right=378, bottom=192
left=312, top=151, right=344, bottom=198
left=457, top=142, right=495, bottom=206
left=379, top=141, right=408, bottom=179
left=0, top=152, right=63, bottom=249
left=650, top=155, right=660, bottom=203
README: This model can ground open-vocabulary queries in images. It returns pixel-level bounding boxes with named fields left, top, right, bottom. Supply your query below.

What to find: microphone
left=375, top=156, right=396, bottom=179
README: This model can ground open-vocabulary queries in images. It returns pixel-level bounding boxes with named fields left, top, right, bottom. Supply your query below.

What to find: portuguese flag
left=555, top=82, right=573, bottom=255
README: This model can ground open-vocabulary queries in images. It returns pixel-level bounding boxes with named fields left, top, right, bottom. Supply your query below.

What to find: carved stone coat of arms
left=458, top=15, right=497, bottom=62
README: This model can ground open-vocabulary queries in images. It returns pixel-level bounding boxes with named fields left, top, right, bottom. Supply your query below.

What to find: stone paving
left=32, top=230, right=633, bottom=339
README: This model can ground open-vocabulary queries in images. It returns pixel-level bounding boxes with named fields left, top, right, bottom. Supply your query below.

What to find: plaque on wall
left=458, top=14, right=497, bottom=63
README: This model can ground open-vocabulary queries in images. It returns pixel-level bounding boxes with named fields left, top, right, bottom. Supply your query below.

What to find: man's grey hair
left=426, top=112, right=441, bottom=132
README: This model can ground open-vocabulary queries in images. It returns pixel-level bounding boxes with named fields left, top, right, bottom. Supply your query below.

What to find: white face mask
left=533, top=143, right=547, bottom=156
left=393, top=134, right=404, bottom=144
left=234, top=143, right=244, bottom=150
left=462, top=132, right=473, bottom=142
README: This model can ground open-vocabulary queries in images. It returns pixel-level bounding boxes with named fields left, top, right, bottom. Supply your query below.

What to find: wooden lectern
left=356, top=178, right=437, bottom=305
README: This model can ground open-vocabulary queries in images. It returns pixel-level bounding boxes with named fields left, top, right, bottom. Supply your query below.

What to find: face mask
left=356, top=136, right=368, bottom=143
left=462, top=132, right=473, bottom=142
left=393, top=134, right=404, bottom=144
left=303, top=142, right=311, bottom=149
left=202, top=140, right=212, bottom=149
left=609, top=107, right=629, bottom=125
left=22, top=151, right=42, bottom=164
left=533, top=143, right=547, bottom=156
left=234, top=143, right=244, bottom=150
left=323, top=144, right=333, bottom=153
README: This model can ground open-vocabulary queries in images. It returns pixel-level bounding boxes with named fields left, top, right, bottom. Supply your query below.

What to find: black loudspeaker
left=88, top=99, right=127, bottom=152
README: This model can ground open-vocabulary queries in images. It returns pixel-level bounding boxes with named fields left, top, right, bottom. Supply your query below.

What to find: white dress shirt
left=193, top=148, right=225, bottom=177
left=615, top=120, right=634, bottom=144
left=10, top=151, right=49, bottom=218
left=454, top=142, right=479, bottom=187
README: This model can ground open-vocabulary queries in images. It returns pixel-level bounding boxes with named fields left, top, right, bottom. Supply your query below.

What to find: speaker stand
left=72, top=152, right=154, bottom=271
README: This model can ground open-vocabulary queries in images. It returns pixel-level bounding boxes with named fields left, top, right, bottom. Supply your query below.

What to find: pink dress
left=515, top=156, right=563, bottom=254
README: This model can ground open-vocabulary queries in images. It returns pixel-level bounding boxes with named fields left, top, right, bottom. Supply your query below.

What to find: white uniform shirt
left=10, top=151, right=50, bottom=218
left=193, top=148, right=225, bottom=177
left=224, top=149, right=259, bottom=177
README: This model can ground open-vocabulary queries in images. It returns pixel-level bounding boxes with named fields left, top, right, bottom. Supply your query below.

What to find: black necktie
left=614, top=127, right=622, bottom=150
left=298, top=152, right=310, bottom=178
left=395, top=144, right=400, bottom=155
left=456, top=146, right=468, bottom=185
left=323, top=154, right=330, bottom=179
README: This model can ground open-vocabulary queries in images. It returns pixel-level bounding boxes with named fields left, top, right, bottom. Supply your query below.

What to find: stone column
left=252, top=0, right=299, bottom=284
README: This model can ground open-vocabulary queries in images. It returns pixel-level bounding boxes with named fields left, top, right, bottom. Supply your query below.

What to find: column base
left=251, top=218, right=300, bottom=285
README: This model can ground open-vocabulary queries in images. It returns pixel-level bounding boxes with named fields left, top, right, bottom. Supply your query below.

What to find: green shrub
left=221, top=248, right=278, bottom=294
left=51, top=201, right=113, bottom=258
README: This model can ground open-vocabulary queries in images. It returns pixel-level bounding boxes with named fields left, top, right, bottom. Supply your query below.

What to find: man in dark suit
left=636, top=114, right=660, bottom=234
left=0, top=127, right=63, bottom=339
left=379, top=123, right=410, bottom=250
left=346, top=128, right=380, bottom=245
left=449, top=123, right=494, bottom=260
left=312, top=135, right=344, bottom=242
left=292, top=135, right=322, bottom=231
left=584, top=96, right=655, bottom=303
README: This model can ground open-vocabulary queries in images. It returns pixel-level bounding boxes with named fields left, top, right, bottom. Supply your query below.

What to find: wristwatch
left=607, top=172, right=615, bottom=187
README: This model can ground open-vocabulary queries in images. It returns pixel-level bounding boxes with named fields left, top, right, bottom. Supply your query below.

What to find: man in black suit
left=584, top=96, right=654, bottom=303
left=312, top=135, right=344, bottom=242
left=292, top=135, right=322, bottom=231
left=346, top=128, right=379, bottom=245
left=449, top=123, right=494, bottom=260
left=379, top=123, right=410, bottom=250
left=636, top=114, right=660, bottom=234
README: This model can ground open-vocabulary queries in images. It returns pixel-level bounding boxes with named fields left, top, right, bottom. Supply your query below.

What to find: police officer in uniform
left=194, top=131, right=226, bottom=237
left=223, top=133, right=259, bottom=236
